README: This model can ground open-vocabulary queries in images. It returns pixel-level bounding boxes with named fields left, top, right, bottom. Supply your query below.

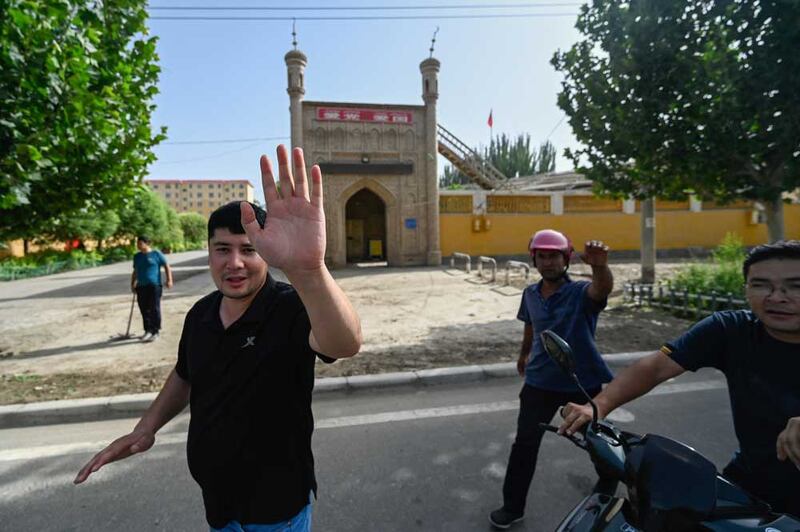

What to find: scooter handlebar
left=538, top=423, right=587, bottom=449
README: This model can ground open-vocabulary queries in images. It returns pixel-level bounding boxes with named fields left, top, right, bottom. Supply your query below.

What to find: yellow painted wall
left=440, top=204, right=800, bottom=256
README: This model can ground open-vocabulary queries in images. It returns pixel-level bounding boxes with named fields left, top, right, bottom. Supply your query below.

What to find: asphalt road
left=0, top=369, right=735, bottom=531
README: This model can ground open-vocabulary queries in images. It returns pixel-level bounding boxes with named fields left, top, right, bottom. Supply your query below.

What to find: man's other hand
left=580, top=240, right=610, bottom=267
left=517, top=354, right=528, bottom=377
left=777, top=416, right=800, bottom=469
left=73, top=429, right=155, bottom=484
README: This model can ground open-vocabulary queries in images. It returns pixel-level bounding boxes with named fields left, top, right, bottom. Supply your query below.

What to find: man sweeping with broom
left=131, top=235, right=173, bottom=342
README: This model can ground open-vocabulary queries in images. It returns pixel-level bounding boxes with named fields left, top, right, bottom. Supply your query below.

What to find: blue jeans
left=211, top=501, right=312, bottom=532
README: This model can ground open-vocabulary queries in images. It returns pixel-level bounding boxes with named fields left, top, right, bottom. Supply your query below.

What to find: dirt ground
left=0, top=260, right=697, bottom=405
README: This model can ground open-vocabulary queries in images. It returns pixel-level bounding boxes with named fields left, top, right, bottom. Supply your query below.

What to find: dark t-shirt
left=175, top=275, right=334, bottom=527
left=518, top=277, right=613, bottom=392
left=665, top=310, right=800, bottom=512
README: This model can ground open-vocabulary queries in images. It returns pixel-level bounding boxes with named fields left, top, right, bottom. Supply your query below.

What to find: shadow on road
left=0, top=259, right=209, bottom=302
left=14, top=337, right=142, bottom=360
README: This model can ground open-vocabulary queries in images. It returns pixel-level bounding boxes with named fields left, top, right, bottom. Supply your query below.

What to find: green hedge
left=0, top=245, right=136, bottom=281
left=670, top=233, right=746, bottom=297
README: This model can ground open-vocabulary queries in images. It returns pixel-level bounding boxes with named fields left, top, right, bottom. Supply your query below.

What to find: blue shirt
left=665, top=310, right=800, bottom=510
left=518, top=277, right=613, bottom=392
left=133, top=250, right=167, bottom=286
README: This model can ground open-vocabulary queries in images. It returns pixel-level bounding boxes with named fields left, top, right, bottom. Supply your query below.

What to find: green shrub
left=101, top=245, right=136, bottom=264
left=0, top=244, right=135, bottom=281
left=671, top=233, right=745, bottom=296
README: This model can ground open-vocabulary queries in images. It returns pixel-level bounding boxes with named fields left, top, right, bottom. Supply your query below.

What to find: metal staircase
left=437, top=124, right=507, bottom=190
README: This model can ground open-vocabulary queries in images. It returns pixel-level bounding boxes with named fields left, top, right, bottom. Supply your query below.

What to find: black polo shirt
left=664, top=310, right=800, bottom=514
left=175, top=274, right=334, bottom=527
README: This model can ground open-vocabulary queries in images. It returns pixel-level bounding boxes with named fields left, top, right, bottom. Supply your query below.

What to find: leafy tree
left=48, top=208, right=120, bottom=247
left=486, top=134, right=535, bottom=177
left=0, top=0, right=166, bottom=242
left=116, top=186, right=170, bottom=245
left=439, top=165, right=470, bottom=188
left=162, top=207, right=184, bottom=251
left=179, top=212, right=207, bottom=248
left=535, top=141, right=557, bottom=174
left=552, top=0, right=800, bottom=241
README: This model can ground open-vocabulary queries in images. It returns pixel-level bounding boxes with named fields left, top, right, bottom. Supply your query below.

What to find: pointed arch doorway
left=345, top=188, right=387, bottom=263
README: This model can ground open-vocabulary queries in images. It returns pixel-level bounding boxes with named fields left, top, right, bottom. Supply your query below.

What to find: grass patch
left=0, top=367, right=172, bottom=405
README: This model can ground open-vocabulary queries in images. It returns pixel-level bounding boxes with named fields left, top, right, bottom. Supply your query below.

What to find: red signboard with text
left=315, top=107, right=413, bottom=125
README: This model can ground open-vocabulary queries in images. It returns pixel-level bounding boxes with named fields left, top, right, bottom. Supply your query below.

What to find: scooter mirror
left=541, top=330, right=576, bottom=376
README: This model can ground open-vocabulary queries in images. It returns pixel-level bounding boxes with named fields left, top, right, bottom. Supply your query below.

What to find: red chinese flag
left=487, top=109, right=493, bottom=128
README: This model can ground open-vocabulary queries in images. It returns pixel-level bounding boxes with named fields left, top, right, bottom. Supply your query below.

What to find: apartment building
left=146, top=179, right=256, bottom=219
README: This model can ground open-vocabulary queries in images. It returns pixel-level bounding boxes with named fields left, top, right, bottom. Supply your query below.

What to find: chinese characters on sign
left=316, top=107, right=413, bottom=125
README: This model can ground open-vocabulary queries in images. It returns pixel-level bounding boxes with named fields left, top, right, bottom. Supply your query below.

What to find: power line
left=162, top=135, right=289, bottom=145
left=544, top=116, right=566, bottom=141
left=157, top=141, right=265, bottom=164
left=150, top=12, right=577, bottom=21
left=149, top=3, right=581, bottom=10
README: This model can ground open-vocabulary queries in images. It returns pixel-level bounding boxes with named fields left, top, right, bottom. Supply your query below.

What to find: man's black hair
left=207, top=201, right=266, bottom=240
left=743, top=240, right=800, bottom=279
left=137, top=235, right=151, bottom=244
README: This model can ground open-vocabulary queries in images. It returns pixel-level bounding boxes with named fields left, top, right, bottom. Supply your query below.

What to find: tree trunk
left=640, top=198, right=656, bottom=283
left=23, top=239, right=29, bottom=256
left=764, top=198, right=785, bottom=242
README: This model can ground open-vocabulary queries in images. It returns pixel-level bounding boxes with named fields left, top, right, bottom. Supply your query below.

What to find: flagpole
left=488, top=108, right=493, bottom=151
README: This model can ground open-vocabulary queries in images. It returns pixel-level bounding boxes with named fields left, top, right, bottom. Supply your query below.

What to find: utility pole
left=640, top=197, right=656, bottom=283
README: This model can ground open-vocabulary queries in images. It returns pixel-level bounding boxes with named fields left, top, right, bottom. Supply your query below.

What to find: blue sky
left=146, top=2, right=584, bottom=193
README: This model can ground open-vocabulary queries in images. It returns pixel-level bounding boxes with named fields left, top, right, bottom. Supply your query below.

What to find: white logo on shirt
left=241, top=336, right=256, bottom=348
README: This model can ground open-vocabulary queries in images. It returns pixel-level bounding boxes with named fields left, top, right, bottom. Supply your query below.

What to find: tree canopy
left=179, top=212, right=207, bottom=249
left=552, top=0, right=800, bottom=241
left=0, top=0, right=165, bottom=241
left=116, top=186, right=181, bottom=250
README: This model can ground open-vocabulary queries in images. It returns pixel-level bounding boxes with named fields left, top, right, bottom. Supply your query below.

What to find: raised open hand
left=241, top=145, right=326, bottom=274
left=580, top=240, right=610, bottom=267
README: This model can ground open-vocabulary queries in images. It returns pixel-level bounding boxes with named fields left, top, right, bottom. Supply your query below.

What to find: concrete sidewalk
left=0, top=351, right=651, bottom=429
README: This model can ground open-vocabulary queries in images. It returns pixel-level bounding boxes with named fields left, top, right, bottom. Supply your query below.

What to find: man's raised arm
left=240, top=145, right=362, bottom=359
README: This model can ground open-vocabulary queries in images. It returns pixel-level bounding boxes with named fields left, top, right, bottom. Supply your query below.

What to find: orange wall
left=440, top=204, right=800, bottom=256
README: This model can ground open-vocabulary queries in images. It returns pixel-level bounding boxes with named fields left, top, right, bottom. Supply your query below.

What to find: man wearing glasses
left=558, top=240, right=800, bottom=516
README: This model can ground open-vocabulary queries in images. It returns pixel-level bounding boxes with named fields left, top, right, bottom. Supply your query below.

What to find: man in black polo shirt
left=558, top=240, right=800, bottom=516
left=75, top=145, right=362, bottom=531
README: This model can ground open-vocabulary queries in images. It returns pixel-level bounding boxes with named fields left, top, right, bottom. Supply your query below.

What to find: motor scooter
left=538, top=329, right=800, bottom=532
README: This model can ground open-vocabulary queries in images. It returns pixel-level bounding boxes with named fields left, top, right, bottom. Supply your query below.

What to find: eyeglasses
left=745, top=281, right=800, bottom=299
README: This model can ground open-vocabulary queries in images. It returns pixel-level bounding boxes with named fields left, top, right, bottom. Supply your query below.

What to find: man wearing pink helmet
left=489, top=229, right=614, bottom=529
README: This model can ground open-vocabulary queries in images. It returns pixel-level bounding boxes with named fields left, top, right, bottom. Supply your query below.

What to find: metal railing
left=625, top=282, right=747, bottom=319
left=437, top=124, right=507, bottom=189
left=450, top=252, right=472, bottom=273
left=477, top=256, right=497, bottom=282
left=504, top=260, right=531, bottom=285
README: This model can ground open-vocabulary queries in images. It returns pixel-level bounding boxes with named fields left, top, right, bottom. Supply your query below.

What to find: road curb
left=0, top=352, right=652, bottom=429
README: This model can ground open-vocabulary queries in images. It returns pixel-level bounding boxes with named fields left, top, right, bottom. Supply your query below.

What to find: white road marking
left=0, top=379, right=727, bottom=463
left=606, top=407, right=635, bottom=423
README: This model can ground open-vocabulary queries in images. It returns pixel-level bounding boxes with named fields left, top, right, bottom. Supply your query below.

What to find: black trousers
left=135, top=284, right=162, bottom=334
left=502, top=383, right=604, bottom=514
